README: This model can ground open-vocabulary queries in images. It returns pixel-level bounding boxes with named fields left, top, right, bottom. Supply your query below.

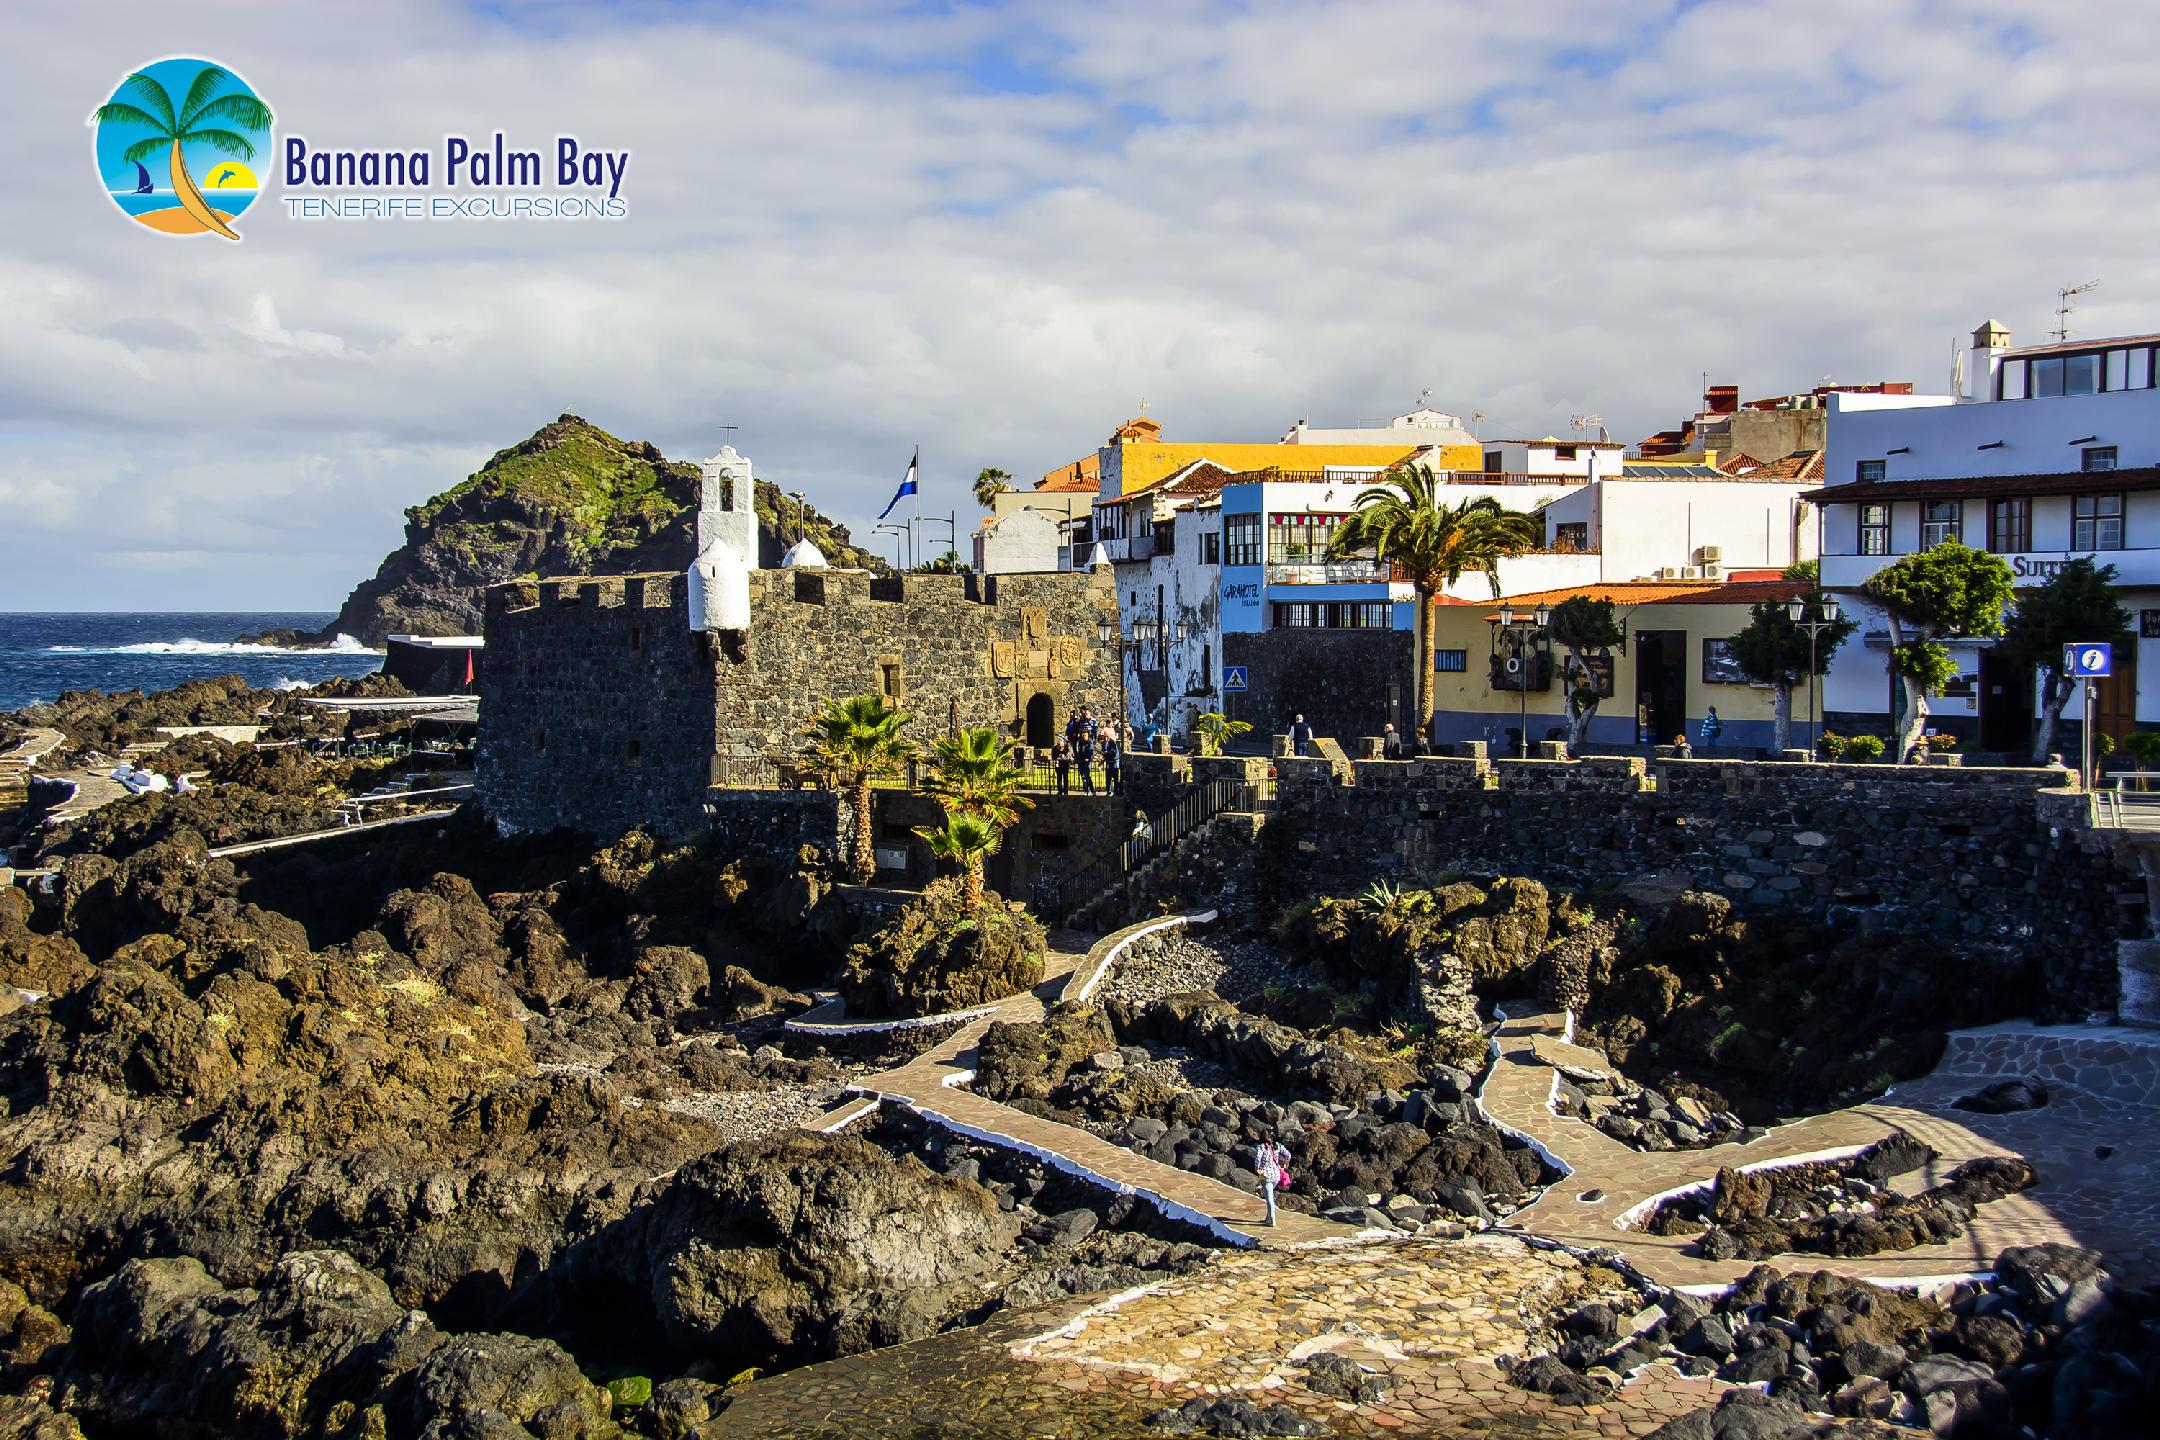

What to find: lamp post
left=1096, top=614, right=1131, bottom=739
left=1494, top=604, right=1551, bottom=756
left=1786, top=593, right=1843, bottom=760
left=874, top=522, right=909, bottom=571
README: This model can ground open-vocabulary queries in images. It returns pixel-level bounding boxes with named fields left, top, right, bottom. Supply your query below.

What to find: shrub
left=1844, top=735, right=1886, bottom=762
left=1815, top=732, right=1848, bottom=761
left=2122, top=732, right=2160, bottom=769
left=1925, top=732, right=1959, bottom=751
left=837, top=877, right=1047, bottom=1018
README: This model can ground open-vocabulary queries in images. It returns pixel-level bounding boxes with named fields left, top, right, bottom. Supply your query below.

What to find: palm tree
left=916, top=813, right=1003, bottom=913
left=924, top=727, right=1033, bottom=830
left=1192, top=711, right=1252, bottom=757
left=803, top=694, right=916, bottom=883
left=93, top=65, right=273, bottom=241
left=1327, top=465, right=1542, bottom=738
left=973, top=468, right=1014, bottom=510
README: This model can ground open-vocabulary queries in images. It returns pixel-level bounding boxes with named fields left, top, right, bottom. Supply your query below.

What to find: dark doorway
left=1978, top=650, right=2033, bottom=752
left=1024, top=692, right=1055, bottom=748
left=1634, top=630, right=1688, bottom=745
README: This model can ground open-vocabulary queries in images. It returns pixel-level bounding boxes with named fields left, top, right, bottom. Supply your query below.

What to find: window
left=1267, top=512, right=1348, bottom=563
left=2033, top=357, right=2065, bottom=397
left=1483, top=449, right=1503, bottom=474
left=2066, top=353, right=2100, bottom=396
left=1859, top=503, right=1890, bottom=555
left=627, top=626, right=642, bottom=653
left=1855, top=459, right=1887, bottom=483
left=880, top=660, right=903, bottom=700
left=625, top=738, right=643, bottom=768
left=2083, top=445, right=2119, bottom=473
left=1200, top=530, right=1221, bottom=565
left=1435, top=649, right=1468, bottom=672
left=532, top=729, right=546, bottom=755
left=1999, top=360, right=2027, bottom=400
left=2075, top=493, right=2124, bottom=550
left=1920, top=501, right=1961, bottom=549
left=1270, top=601, right=1390, bottom=629
left=1223, top=513, right=1262, bottom=567
left=1554, top=522, right=1589, bottom=552
left=1988, top=498, right=2031, bottom=553
left=1553, top=444, right=1578, bottom=461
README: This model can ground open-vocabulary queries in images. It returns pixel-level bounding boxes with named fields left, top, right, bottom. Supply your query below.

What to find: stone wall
left=714, top=568, right=1120, bottom=760
left=1254, top=755, right=2139, bottom=1015
left=1221, top=628, right=1413, bottom=745
left=710, top=787, right=850, bottom=865
left=477, top=566, right=1121, bottom=840
left=871, top=789, right=1131, bottom=907
left=476, top=575, right=718, bottom=840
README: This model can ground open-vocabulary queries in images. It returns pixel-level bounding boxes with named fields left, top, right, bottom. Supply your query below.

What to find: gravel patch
left=661, top=1083, right=849, bottom=1147
left=1098, top=932, right=1308, bottom=1009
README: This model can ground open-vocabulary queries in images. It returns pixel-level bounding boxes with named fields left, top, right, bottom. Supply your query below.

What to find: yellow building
left=1092, top=413, right=1483, bottom=495
left=1421, top=579, right=1815, bottom=753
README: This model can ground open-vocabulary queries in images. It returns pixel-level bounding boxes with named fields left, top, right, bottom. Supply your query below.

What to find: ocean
left=0, top=614, right=383, bottom=714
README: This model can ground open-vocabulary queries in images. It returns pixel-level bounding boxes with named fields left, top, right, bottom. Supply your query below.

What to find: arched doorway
left=1025, top=692, right=1055, bottom=748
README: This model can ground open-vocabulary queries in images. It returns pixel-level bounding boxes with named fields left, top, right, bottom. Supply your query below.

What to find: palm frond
left=176, top=64, right=233, bottom=129
left=179, top=127, right=259, bottom=160
left=189, top=92, right=274, bottom=132
left=92, top=101, right=170, bottom=135
left=119, top=73, right=175, bottom=132
left=121, top=135, right=171, bottom=166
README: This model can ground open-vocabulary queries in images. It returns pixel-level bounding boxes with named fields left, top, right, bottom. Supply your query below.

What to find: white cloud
left=2, top=0, right=2157, bottom=607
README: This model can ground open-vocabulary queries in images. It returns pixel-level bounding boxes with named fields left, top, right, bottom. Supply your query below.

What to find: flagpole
left=911, top=444, right=922, bottom=572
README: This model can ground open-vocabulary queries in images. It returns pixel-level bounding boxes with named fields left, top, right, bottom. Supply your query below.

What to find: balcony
left=1823, top=546, right=2160, bottom=589
left=1265, top=558, right=1391, bottom=584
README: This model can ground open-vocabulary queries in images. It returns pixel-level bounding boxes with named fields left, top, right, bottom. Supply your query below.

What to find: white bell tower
left=688, top=441, right=755, bottom=631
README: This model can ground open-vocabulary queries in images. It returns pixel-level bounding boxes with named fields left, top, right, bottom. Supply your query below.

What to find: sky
left=3, top=0, right=2158, bottom=610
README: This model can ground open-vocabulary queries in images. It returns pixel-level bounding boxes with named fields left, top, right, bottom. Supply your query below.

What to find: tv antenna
left=1570, top=413, right=1606, bottom=443
left=2055, top=279, right=2100, bottom=342
left=1471, top=410, right=1485, bottom=439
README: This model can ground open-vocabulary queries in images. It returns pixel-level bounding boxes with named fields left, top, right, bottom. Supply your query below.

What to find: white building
left=1279, top=407, right=1479, bottom=447
left=971, top=506, right=1065, bottom=575
left=1811, top=319, right=2159, bottom=748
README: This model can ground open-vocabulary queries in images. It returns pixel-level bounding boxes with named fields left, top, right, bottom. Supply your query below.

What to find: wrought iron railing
left=1049, top=776, right=1265, bottom=927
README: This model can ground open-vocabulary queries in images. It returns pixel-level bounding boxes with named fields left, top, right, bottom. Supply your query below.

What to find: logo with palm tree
left=90, top=58, right=274, bottom=239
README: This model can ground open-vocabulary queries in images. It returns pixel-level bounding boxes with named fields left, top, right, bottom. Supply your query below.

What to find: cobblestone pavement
left=1485, top=1009, right=2159, bottom=1289
left=708, top=1235, right=1726, bottom=1439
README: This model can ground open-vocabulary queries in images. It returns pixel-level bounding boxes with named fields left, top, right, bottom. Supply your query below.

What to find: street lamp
left=1787, top=593, right=1843, bottom=760
left=874, top=522, right=909, bottom=571
left=1096, top=614, right=1131, bottom=739
left=1494, top=604, right=1551, bottom=756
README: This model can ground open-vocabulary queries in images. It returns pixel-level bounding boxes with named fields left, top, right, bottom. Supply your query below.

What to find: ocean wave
left=271, top=677, right=317, bottom=691
left=46, top=634, right=381, bottom=658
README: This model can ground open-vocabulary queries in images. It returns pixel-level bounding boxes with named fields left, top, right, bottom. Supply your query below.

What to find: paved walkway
left=711, top=1234, right=1724, bottom=1439
left=1482, top=1008, right=2159, bottom=1288
left=828, top=914, right=1355, bottom=1249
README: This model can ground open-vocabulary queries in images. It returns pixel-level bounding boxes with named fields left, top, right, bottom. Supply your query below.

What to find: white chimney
left=1967, top=319, right=2011, bottom=402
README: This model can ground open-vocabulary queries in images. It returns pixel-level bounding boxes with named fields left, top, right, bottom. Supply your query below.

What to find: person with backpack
left=1253, top=1140, right=1291, bottom=1226
left=1699, top=707, right=1722, bottom=751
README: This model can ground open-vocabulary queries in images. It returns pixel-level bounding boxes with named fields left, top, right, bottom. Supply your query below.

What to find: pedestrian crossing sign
left=1222, top=665, right=1249, bottom=692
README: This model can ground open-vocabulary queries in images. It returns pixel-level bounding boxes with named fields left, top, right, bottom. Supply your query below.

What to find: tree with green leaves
left=802, top=694, right=916, bottom=883
left=92, top=65, right=273, bottom=241
left=1545, top=597, right=1625, bottom=753
left=924, top=727, right=1033, bottom=830
left=1781, top=558, right=1819, bottom=582
left=1192, top=711, right=1252, bottom=756
left=1727, top=595, right=1859, bottom=754
left=1327, top=466, right=1542, bottom=738
left=972, top=468, right=1014, bottom=510
left=1995, top=558, right=2132, bottom=762
left=1860, top=541, right=2015, bottom=761
left=914, top=813, right=1004, bottom=912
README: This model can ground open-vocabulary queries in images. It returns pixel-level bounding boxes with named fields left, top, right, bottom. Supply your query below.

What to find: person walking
left=1052, top=737, right=1072, bottom=795
left=1289, top=712, right=1315, bottom=757
left=1253, top=1140, right=1290, bottom=1226
left=1699, top=706, right=1723, bottom=751
left=1101, top=722, right=1123, bottom=794
left=1075, top=725, right=1098, bottom=795
left=1381, top=723, right=1403, bottom=760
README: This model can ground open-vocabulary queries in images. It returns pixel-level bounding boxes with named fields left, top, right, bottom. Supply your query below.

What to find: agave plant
left=93, top=64, right=273, bottom=241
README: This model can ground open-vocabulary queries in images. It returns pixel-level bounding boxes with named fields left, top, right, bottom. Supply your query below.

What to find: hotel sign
left=2009, top=551, right=2106, bottom=580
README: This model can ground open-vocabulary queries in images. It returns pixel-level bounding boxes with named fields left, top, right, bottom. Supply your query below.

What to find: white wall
left=1588, top=479, right=1814, bottom=578
left=1111, top=504, right=1225, bottom=734
left=974, top=507, right=1065, bottom=575
left=1826, top=385, right=2160, bottom=485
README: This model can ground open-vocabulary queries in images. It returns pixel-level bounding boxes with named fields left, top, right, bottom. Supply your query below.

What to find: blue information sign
left=2066, top=643, right=2113, bottom=678
left=1222, top=665, right=1250, bottom=693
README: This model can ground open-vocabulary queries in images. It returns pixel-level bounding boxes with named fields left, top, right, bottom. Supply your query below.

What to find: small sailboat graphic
left=132, top=161, right=153, bottom=194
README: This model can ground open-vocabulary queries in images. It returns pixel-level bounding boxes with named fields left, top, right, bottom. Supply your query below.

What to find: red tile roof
left=1805, top=466, right=2160, bottom=505
left=1484, top=579, right=1813, bottom=612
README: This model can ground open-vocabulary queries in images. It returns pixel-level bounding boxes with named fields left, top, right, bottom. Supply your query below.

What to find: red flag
left=463, top=649, right=474, bottom=687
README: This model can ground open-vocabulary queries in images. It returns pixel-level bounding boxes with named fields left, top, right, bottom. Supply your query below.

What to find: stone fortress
left=476, top=441, right=1122, bottom=840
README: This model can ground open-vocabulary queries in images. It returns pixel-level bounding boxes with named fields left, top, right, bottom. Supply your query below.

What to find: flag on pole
left=877, top=448, right=919, bottom=521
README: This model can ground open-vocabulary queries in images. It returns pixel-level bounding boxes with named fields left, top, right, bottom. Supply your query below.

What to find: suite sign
left=2006, top=550, right=2152, bottom=582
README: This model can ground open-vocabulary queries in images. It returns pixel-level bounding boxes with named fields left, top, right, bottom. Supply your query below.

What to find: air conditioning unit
left=1702, top=562, right=1723, bottom=580
left=1654, top=566, right=1679, bottom=580
left=1681, top=565, right=1704, bottom=580
left=1695, top=545, right=1722, bottom=564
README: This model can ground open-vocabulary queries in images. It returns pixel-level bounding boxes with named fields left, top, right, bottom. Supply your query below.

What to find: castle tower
left=688, top=442, right=755, bottom=631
